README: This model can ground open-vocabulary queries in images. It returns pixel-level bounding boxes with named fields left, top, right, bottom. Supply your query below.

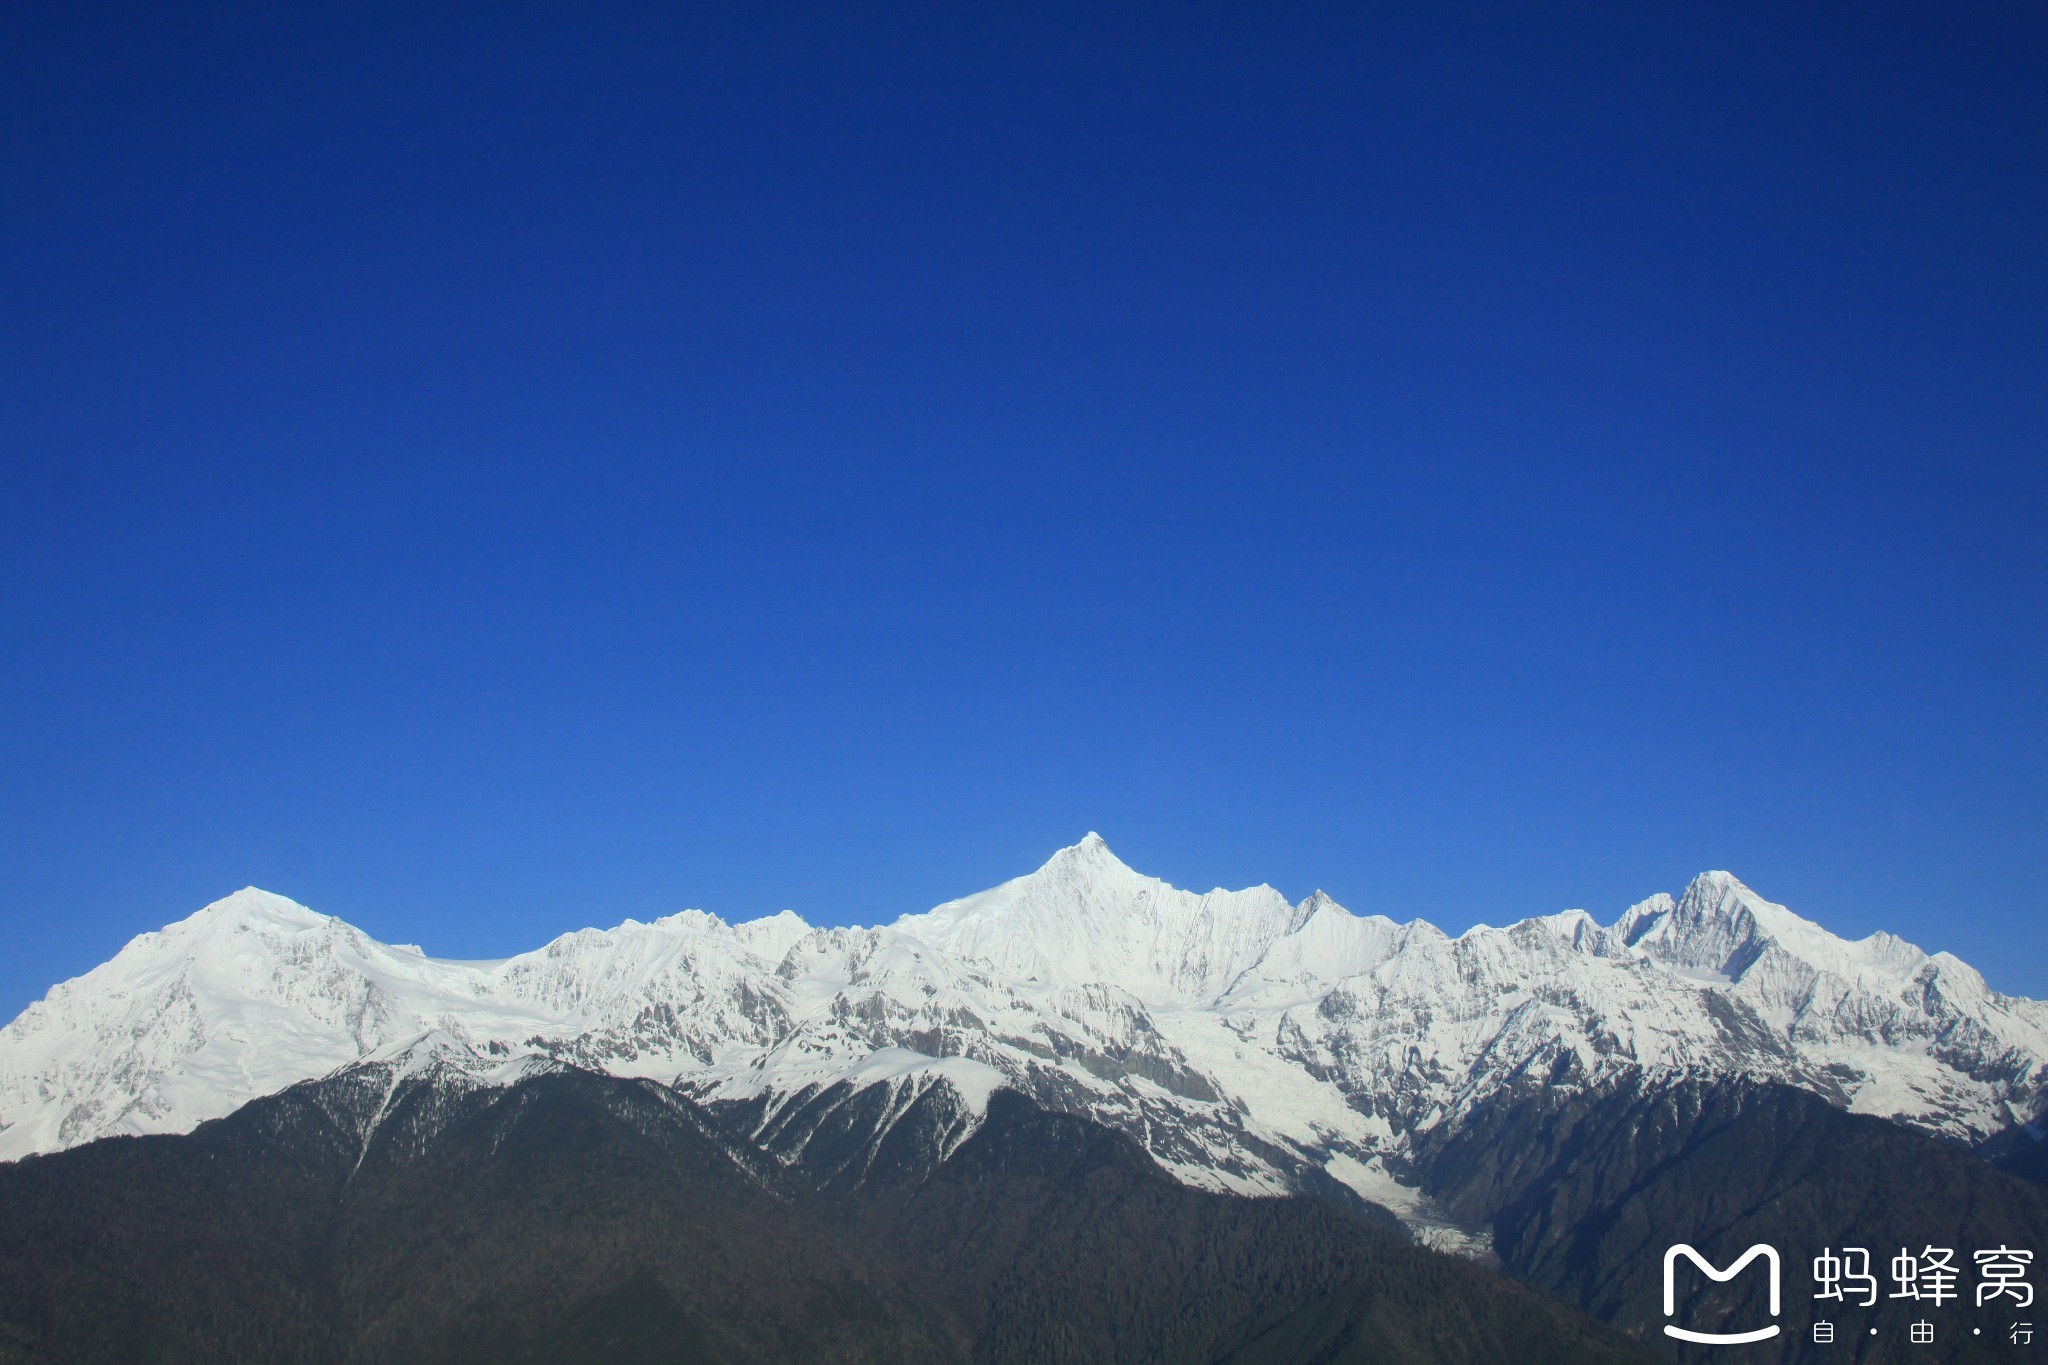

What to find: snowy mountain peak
left=1622, top=870, right=1934, bottom=988
left=891, top=835, right=1299, bottom=1005
left=1620, top=870, right=1781, bottom=977
left=734, top=909, right=813, bottom=961
left=1281, top=890, right=1328, bottom=937
left=1613, top=892, right=1676, bottom=946
left=1030, top=831, right=1149, bottom=887
left=185, top=885, right=327, bottom=932
left=5, top=845, right=2046, bottom=1240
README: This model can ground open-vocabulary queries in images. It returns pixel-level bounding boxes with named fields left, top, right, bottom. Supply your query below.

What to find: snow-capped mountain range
left=4, top=835, right=2044, bottom=1249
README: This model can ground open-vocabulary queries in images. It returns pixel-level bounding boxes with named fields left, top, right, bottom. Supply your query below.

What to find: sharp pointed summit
left=182, top=885, right=327, bottom=931
left=1030, top=830, right=1137, bottom=879
left=891, top=834, right=1299, bottom=1006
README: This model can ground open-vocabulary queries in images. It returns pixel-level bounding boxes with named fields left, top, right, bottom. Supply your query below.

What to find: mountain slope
left=0, top=1050, right=1651, bottom=1365
left=1417, top=1074, right=2048, bottom=1361
left=5, top=837, right=2045, bottom=1256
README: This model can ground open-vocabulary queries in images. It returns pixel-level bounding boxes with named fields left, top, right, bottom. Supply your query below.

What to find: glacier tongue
left=4, top=838, right=2047, bottom=1249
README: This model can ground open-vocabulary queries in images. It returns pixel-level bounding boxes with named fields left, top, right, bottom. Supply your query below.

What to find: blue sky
left=2, top=1, right=2044, bottom=1016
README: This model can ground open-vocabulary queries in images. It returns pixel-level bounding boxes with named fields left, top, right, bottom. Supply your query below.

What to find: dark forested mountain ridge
left=1416, top=1074, right=2048, bottom=1362
left=1982, top=1114, right=2048, bottom=1190
left=0, top=1049, right=1651, bottom=1365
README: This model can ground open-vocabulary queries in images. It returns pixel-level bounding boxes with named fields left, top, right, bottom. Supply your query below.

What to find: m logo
left=1662, top=1243, right=1782, bottom=1344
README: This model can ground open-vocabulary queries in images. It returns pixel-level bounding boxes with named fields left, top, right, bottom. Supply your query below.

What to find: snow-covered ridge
left=4, top=835, right=2045, bottom=1249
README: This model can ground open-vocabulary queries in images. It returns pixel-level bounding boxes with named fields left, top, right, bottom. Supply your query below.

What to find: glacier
left=4, top=833, right=2045, bottom=1250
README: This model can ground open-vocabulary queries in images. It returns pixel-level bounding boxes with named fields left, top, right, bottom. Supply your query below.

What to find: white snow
left=1323, top=1153, right=1493, bottom=1257
left=835, top=1047, right=1007, bottom=1115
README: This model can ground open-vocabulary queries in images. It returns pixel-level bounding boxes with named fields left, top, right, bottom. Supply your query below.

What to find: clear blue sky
left=3, top=1, right=2044, bottom=1017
